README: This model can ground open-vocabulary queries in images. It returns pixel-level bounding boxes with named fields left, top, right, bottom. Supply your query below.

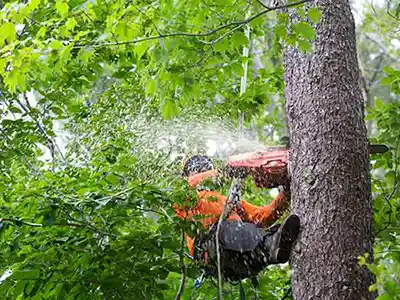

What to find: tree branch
left=16, top=94, right=66, bottom=165
left=0, top=217, right=85, bottom=228
left=175, top=228, right=187, bottom=300
left=368, top=54, right=385, bottom=89
left=74, top=0, right=312, bottom=49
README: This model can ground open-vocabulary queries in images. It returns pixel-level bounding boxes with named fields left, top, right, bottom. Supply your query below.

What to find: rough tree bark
left=282, top=0, right=375, bottom=299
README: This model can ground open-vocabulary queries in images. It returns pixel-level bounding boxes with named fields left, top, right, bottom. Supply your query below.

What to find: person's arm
left=241, top=189, right=290, bottom=227
left=186, top=235, right=195, bottom=256
left=186, top=169, right=220, bottom=187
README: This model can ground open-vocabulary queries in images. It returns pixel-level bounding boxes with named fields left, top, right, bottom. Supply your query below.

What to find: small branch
left=175, top=228, right=187, bottom=300
left=364, top=34, right=399, bottom=63
left=94, top=187, right=136, bottom=204
left=134, top=5, right=163, bottom=36
left=0, top=218, right=85, bottom=228
left=368, top=54, right=385, bottom=89
left=0, top=216, right=114, bottom=238
left=201, top=0, right=229, bottom=20
left=281, top=286, right=292, bottom=300
left=254, top=0, right=270, bottom=9
left=16, top=94, right=66, bottom=164
left=386, top=0, right=400, bottom=20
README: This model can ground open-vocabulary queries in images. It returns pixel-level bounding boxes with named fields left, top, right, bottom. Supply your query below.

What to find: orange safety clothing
left=173, top=170, right=290, bottom=256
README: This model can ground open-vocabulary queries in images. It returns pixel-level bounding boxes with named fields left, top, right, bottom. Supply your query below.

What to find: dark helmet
left=182, top=155, right=214, bottom=177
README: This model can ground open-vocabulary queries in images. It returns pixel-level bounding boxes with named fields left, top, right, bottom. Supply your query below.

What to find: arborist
left=173, top=155, right=300, bottom=282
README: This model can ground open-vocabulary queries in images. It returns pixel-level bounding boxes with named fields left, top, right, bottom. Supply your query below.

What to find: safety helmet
left=182, top=155, right=214, bottom=177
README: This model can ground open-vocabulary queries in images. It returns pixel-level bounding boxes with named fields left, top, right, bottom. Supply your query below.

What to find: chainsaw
left=224, top=141, right=389, bottom=189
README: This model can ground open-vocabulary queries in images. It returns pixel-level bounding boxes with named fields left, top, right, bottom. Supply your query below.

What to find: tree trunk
left=282, top=0, right=375, bottom=299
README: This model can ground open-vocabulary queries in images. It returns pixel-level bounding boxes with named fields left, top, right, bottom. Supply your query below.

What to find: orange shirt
left=173, top=170, right=289, bottom=256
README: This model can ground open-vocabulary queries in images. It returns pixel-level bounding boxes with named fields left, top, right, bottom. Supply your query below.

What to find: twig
left=368, top=54, right=385, bottom=89
left=201, top=0, right=229, bottom=20
left=1, top=218, right=85, bottom=228
left=364, top=34, right=399, bottom=63
left=73, top=0, right=312, bottom=49
left=134, top=5, right=163, bottom=36
left=94, top=186, right=136, bottom=203
left=281, top=286, right=292, bottom=300
left=15, top=94, right=66, bottom=165
left=0, top=216, right=114, bottom=238
left=386, top=0, right=400, bottom=20
left=254, top=0, right=270, bottom=9
left=175, top=228, right=187, bottom=300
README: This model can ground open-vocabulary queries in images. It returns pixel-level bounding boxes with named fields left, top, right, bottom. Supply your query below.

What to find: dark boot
left=264, top=215, right=300, bottom=264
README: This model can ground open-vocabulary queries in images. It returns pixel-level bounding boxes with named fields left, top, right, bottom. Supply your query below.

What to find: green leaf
left=308, top=8, right=322, bottom=23
left=36, top=27, right=47, bottom=39
left=9, top=106, right=22, bottom=113
left=376, top=294, right=393, bottom=300
left=65, top=18, right=77, bottom=31
left=298, top=39, right=312, bottom=52
left=1, top=23, right=17, bottom=44
left=162, top=100, right=180, bottom=120
left=28, top=0, right=41, bottom=11
left=106, top=173, right=120, bottom=185
left=373, top=159, right=386, bottom=169
left=24, top=280, right=36, bottom=295
left=287, top=34, right=297, bottom=46
left=146, top=79, right=157, bottom=96
left=14, top=269, right=40, bottom=280
left=277, top=13, right=289, bottom=24
left=0, top=58, right=6, bottom=75
left=374, top=97, right=385, bottom=110
left=294, top=22, right=316, bottom=40
left=55, top=0, right=69, bottom=18
left=275, top=24, right=287, bottom=39
left=13, top=280, right=26, bottom=297
left=78, top=48, right=94, bottom=64
left=60, top=44, right=73, bottom=63
left=385, top=171, right=395, bottom=186
left=134, top=40, right=149, bottom=58
left=5, top=69, right=19, bottom=93
left=380, top=77, right=393, bottom=85
left=214, top=38, right=230, bottom=54
left=49, top=40, right=63, bottom=50
left=119, top=155, right=137, bottom=166
left=153, top=48, right=169, bottom=65
left=232, top=32, right=248, bottom=49
left=383, top=66, right=394, bottom=75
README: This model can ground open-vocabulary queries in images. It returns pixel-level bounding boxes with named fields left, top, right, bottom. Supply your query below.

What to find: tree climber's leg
left=263, top=215, right=300, bottom=264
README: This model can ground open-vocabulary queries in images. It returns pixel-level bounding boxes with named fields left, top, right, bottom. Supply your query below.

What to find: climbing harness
left=192, top=176, right=245, bottom=289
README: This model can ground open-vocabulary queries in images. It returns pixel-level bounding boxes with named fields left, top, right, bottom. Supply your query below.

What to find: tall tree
left=282, top=0, right=376, bottom=299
